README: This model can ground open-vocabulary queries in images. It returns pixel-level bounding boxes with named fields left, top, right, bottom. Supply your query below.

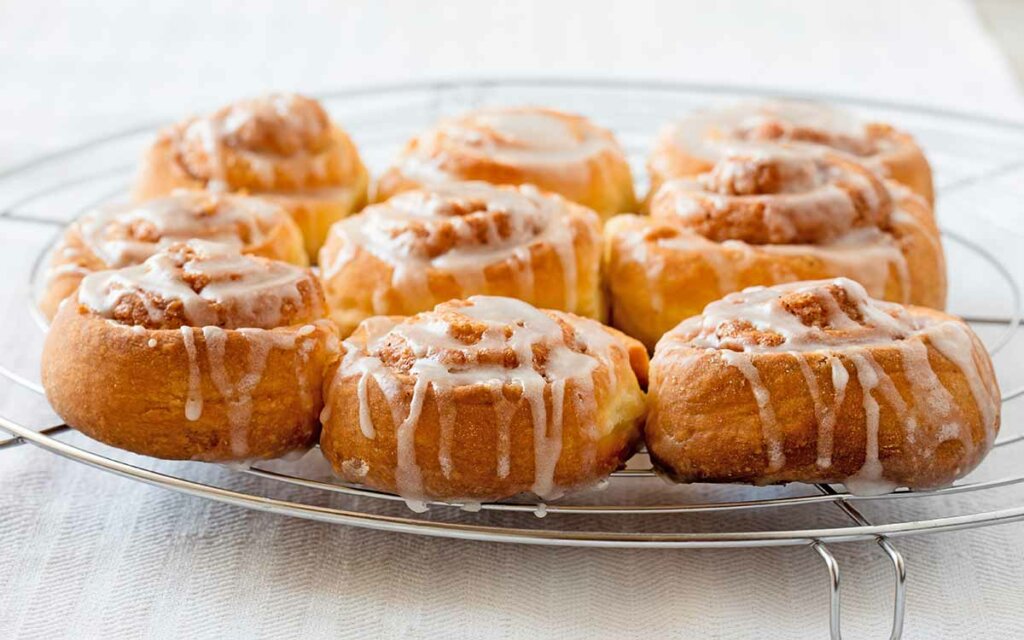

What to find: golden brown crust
left=645, top=281, right=1000, bottom=492
left=646, top=102, right=934, bottom=207
left=42, top=308, right=335, bottom=460
left=373, top=107, right=637, bottom=219
left=319, top=182, right=605, bottom=336
left=319, top=296, right=648, bottom=502
left=39, top=192, right=307, bottom=321
left=41, top=242, right=337, bottom=461
left=133, top=94, right=369, bottom=260
left=605, top=154, right=946, bottom=350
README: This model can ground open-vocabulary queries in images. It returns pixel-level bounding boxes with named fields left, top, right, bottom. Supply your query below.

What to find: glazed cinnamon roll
left=41, top=240, right=337, bottom=461
left=319, top=181, right=604, bottom=336
left=646, top=278, right=1000, bottom=494
left=39, top=190, right=307, bottom=320
left=605, top=149, right=946, bottom=349
left=374, top=107, right=637, bottom=219
left=134, top=93, right=369, bottom=259
left=647, top=99, right=933, bottom=205
left=319, top=296, right=648, bottom=506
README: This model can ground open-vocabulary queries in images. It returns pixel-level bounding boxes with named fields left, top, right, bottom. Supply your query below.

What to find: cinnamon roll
left=647, top=99, right=933, bottom=205
left=40, top=190, right=307, bottom=320
left=374, top=107, right=637, bottom=219
left=605, top=149, right=946, bottom=349
left=319, top=296, right=648, bottom=506
left=41, top=240, right=337, bottom=461
left=646, top=278, right=1000, bottom=494
left=319, top=181, right=604, bottom=336
left=134, top=93, right=369, bottom=259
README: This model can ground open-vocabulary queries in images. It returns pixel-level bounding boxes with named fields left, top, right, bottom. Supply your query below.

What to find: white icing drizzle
left=635, top=140, right=916, bottom=306
left=397, top=107, right=618, bottom=182
left=69, top=191, right=284, bottom=269
left=619, top=228, right=666, bottom=312
left=927, top=322, right=999, bottom=447
left=337, top=295, right=627, bottom=504
left=657, top=150, right=887, bottom=246
left=686, top=278, right=914, bottom=353
left=491, top=383, right=515, bottom=479
left=80, top=242, right=322, bottom=446
left=794, top=354, right=848, bottom=469
left=719, top=350, right=784, bottom=471
left=436, top=380, right=458, bottom=479
left=355, top=369, right=375, bottom=439
left=662, top=99, right=877, bottom=164
left=78, top=240, right=316, bottom=329
left=322, top=182, right=596, bottom=315
left=200, top=327, right=281, bottom=457
left=846, top=353, right=896, bottom=495
left=174, top=93, right=342, bottom=190
left=899, top=339, right=970, bottom=455
left=395, top=375, right=432, bottom=507
left=180, top=327, right=203, bottom=421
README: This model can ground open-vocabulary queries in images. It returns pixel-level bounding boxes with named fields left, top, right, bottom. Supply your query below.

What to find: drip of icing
left=846, top=353, right=897, bottom=495
left=355, top=370, right=375, bottom=439
left=793, top=353, right=848, bottom=469
left=180, top=327, right=203, bottom=421
left=201, top=326, right=283, bottom=457
left=898, top=340, right=970, bottom=456
left=436, top=382, right=458, bottom=479
left=927, top=322, right=999, bottom=447
left=492, top=383, right=515, bottom=479
left=395, top=374, right=433, bottom=501
left=860, top=352, right=916, bottom=440
left=293, top=337, right=315, bottom=415
left=719, top=350, right=784, bottom=472
left=620, top=229, right=665, bottom=313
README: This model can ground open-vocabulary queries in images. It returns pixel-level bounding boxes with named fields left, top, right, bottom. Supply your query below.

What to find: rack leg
left=816, top=484, right=907, bottom=640
left=812, top=541, right=843, bottom=640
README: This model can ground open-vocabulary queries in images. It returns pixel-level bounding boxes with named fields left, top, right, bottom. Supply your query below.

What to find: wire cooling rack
left=2, top=79, right=1024, bottom=639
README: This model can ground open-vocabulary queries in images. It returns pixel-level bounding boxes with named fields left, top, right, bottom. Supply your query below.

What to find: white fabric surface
left=2, top=1, right=1024, bottom=638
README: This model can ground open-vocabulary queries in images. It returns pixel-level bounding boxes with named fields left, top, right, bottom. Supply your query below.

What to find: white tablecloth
left=3, top=1, right=1024, bottom=638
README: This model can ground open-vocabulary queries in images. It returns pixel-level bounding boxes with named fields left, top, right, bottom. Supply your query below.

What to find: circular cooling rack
left=2, top=79, right=1024, bottom=639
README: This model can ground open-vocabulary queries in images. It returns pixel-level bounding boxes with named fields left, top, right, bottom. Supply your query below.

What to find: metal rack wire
left=2, top=79, right=1024, bottom=639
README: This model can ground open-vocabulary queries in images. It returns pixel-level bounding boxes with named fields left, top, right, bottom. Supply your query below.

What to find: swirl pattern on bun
left=646, top=278, right=999, bottom=494
left=604, top=149, right=946, bottom=349
left=319, top=181, right=604, bottom=335
left=42, top=240, right=337, bottom=461
left=374, top=107, right=636, bottom=218
left=647, top=99, right=933, bottom=205
left=320, top=296, right=648, bottom=506
left=134, top=93, right=369, bottom=259
left=40, top=190, right=307, bottom=320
